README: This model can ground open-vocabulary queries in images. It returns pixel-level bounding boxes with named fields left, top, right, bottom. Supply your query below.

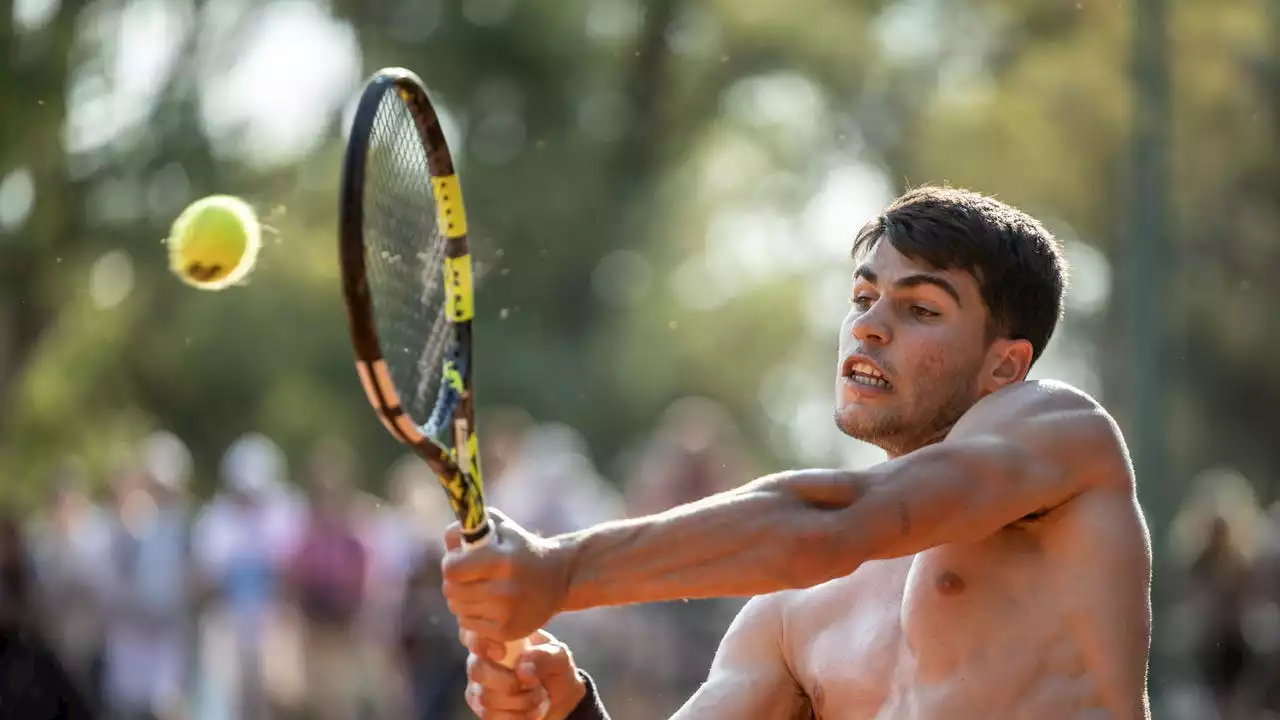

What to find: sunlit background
left=2, top=0, right=1278, bottom=718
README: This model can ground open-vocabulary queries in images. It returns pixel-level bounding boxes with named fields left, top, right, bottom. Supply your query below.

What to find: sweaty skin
left=571, top=383, right=1151, bottom=720
left=445, top=241, right=1153, bottom=719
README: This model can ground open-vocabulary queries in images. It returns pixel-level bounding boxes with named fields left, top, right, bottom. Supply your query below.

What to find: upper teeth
left=850, top=362, right=883, bottom=380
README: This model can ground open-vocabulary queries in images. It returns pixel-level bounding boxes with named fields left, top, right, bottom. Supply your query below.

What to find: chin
left=833, top=405, right=881, bottom=439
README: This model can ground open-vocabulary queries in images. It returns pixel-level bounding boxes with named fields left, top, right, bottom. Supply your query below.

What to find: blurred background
left=1, top=0, right=1278, bottom=718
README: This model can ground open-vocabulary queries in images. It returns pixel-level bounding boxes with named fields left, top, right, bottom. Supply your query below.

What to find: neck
left=876, top=424, right=952, bottom=459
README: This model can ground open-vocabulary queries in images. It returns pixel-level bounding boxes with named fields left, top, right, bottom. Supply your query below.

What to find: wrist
left=566, top=668, right=588, bottom=708
left=563, top=669, right=607, bottom=720
left=548, top=533, right=586, bottom=612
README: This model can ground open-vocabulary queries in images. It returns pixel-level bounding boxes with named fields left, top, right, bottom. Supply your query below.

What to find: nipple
left=935, top=570, right=966, bottom=596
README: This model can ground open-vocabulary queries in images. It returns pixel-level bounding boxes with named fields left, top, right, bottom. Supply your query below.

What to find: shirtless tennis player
left=442, top=186, right=1153, bottom=719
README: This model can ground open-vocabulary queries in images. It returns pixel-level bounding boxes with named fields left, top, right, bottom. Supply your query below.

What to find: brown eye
left=852, top=296, right=874, bottom=311
left=911, top=306, right=939, bottom=319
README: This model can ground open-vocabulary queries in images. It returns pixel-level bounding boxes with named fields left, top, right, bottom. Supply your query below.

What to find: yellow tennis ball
left=166, top=195, right=261, bottom=291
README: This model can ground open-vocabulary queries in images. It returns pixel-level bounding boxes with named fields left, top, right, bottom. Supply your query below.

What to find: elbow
left=778, top=513, right=866, bottom=589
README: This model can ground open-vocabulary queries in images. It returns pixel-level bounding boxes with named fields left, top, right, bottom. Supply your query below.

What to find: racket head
left=339, top=67, right=490, bottom=542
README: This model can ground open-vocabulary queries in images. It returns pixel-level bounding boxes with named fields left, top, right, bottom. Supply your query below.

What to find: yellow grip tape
left=431, top=174, right=468, bottom=238
left=458, top=432, right=483, bottom=486
left=443, top=254, right=474, bottom=321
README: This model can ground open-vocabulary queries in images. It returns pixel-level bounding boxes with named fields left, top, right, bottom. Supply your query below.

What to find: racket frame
left=338, top=66, right=492, bottom=544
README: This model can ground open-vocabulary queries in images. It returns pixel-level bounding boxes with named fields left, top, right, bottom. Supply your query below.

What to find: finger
left=517, top=643, right=570, bottom=686
left=474, top=685, right=547, bottom=716
left=467, top=653, right=523, bottom=695
left=440, top=544, right=505, bottom=583
left=459, top=628, right=498, bottom=653
left=441, top=577, right=512, bottom=607
left=443, top=586, right=510, bottom=627
left=444, top=522, right=463, bottom=552
left=467, top=683, right=540, bottom=720
left=515, top=659, right=540, bottom=689
left=466, top=661, right=547, bottom=714
left=461, top=630, right=509, bottom=662
left=454, top=613, right=507, bottom=639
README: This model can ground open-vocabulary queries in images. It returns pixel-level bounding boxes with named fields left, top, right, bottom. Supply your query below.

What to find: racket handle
left=497, top=636, right=531, bottom=668
left=463, top=518, right=550, bottom=718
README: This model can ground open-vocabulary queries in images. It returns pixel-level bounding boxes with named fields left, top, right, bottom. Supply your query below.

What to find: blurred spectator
left=623, top=397, right=751, bottom=516
left=489, top=421, right=624, bottom=536
left=1188, top=514, right=1253, bottom=716
left=1170, top=468, right=1272, bottom=719
left=285, top=438, right=370, bottom=720
left=1245, top=501, right=1280, bottom=715
left=99, top=432, right=193, bottom=720
left=0, top=512, right=40, bottom=640
left=355, top=457, right=447, bottom=719
left=0, top=511, right=95, bottom=718
left=190, top=433, right=302, bottom=720
left=479, top=406, right=537, bottom=490
left=601, top=397, right=753, bottom=717
left=387, top=454, right=470, bottom=720
left=1, top=403, right=787, bottom=720
left=27, top=459, right=111, bottom=711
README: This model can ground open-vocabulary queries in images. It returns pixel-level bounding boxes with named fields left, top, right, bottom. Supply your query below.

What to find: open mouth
left=842, top=358, right=892, bottom=391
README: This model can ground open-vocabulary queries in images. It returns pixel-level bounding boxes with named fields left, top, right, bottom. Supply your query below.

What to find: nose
left=849, top=302, right=891, bottom=346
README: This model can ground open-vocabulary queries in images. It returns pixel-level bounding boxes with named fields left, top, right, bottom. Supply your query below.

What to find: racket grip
left=498, top=636, right=548, bottom=718
left=497, top=637, right=530, bottom=668
left=463, top=519, right=550, bottom=718
left=465, top=521, right=537, bottom=669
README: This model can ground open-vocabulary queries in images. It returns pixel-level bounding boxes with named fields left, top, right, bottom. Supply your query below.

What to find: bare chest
left=787, top=532, right=1085, bottom=719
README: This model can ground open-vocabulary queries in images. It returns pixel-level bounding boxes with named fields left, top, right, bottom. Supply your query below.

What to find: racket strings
left=363, top=90, right=455, bottom=445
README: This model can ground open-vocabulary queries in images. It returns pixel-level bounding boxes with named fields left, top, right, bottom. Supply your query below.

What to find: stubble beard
left=834, top=373, right=979, bottom=457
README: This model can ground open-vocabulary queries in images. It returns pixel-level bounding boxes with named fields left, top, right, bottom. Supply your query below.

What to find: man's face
left=834, top=241, right=991, bottom=456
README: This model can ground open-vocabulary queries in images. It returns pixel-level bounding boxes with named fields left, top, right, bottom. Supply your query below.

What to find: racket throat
left=451, top=418, right=470, bottom=464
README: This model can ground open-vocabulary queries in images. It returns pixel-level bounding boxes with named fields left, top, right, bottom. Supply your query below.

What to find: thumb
left=443, top=522, right=463, bottom=552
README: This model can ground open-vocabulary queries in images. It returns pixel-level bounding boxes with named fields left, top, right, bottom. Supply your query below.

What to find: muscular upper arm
left=822, top=381, right=1133, bottom=564
left=671, top=594, right=806, bottom=720
left=1046, top=484, right=1153, bottom=718
left=960, top=385, right=1153, bottom=715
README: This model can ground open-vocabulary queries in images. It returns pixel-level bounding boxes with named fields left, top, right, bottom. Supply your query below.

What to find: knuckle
left=497, top=579, right=519, bottom=603
left=495, top=554, right=515, bottom=578
left=476, top=686, right=503, bottom=708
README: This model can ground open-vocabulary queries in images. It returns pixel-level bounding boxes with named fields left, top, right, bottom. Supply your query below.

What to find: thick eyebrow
left=853, top=266, right=963, bottom=307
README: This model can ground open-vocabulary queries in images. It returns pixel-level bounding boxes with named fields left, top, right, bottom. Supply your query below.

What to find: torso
left=782, top=503, right=1141, bottom=720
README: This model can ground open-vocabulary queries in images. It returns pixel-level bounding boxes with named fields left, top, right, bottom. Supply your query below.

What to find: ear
left=982, top=338, right=1034, bottom=392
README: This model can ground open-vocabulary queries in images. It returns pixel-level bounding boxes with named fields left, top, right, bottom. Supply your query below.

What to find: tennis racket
left=338, top=67, right=534, bottom=675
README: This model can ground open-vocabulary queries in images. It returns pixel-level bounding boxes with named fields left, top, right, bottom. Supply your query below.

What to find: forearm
left=555, top=471, right=862, bottom=611
left=556, top=439, right=1044, bottom=611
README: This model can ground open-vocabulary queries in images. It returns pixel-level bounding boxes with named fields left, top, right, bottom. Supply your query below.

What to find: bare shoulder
left=956, top=379, right=1107, bottom=429
left=713, top=591, right=796, bottom=675
left=951, top=379, right=1134, bottom=493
